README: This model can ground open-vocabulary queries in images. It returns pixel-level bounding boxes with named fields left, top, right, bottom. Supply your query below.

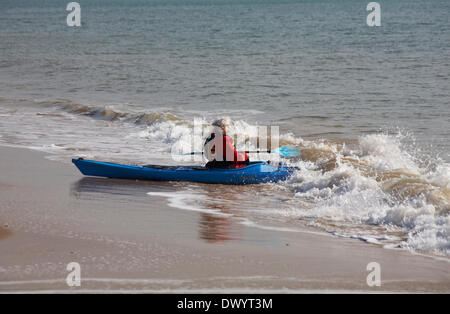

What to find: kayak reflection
left=0, top=226, right=12, bottom=241
left=71, top=177, right=179, bottom=198
left=70, top=177, right=241, bottom=244
left=194, top=185, right=248, bottom=243
left=198, top=213, right=234, bottom=243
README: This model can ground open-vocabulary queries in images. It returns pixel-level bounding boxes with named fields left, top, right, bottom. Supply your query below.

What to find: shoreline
left=0, top=145, right=449, bottom=293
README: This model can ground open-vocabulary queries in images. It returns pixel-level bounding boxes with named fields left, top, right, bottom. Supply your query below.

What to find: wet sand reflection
left=71, top=177, right=245, bottom=244
left=0, top=226, right=12, bottom=240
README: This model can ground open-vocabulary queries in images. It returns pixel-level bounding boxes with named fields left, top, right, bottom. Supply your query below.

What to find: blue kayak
left=72, top=158, right=296, bottom=185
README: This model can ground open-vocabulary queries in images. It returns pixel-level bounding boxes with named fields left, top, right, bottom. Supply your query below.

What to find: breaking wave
left=281, top=133, right=450, bottom=255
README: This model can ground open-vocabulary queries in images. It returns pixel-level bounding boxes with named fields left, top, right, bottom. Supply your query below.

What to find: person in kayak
left=204, top=118, right=249, bottom=168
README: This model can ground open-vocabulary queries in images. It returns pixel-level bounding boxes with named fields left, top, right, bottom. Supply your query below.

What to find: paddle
left=185, top=146, right=300, bottom=158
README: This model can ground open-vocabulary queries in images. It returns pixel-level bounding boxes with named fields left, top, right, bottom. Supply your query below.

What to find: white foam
left=147, top=191, right=233, bottom=217
left=1, top=288, right=393, bottom=294
left=359, top=133, right=420, bottom=172
left=0, top=277, right=397, bottom=294
left=277, top=133, right=450, bottom=256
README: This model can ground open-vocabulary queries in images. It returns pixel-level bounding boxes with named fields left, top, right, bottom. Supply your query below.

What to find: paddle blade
left=272, top=146, right=300, bottom=157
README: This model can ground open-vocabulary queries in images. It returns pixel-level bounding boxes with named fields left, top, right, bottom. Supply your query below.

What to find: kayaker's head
left=212, top=117, right=231, bottom=135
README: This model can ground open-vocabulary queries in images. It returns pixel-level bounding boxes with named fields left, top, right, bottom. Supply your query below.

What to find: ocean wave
left=281, top=133, right=450, bottom=256
left=53, top=101, right=181, bottom=126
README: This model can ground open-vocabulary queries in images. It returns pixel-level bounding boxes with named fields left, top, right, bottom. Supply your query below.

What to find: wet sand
left=0, top=146, right=449, bottom=293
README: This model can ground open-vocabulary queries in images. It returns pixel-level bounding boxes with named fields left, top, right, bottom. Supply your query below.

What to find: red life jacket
left=204, top=133, right=249, bottom=168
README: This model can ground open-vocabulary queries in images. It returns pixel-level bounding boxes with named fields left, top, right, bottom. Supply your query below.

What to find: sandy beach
left=0, top=146, right=448, bottom=293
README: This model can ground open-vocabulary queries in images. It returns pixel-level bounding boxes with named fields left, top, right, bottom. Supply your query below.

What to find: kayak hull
left=72, top=158, right=295, bottom=185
